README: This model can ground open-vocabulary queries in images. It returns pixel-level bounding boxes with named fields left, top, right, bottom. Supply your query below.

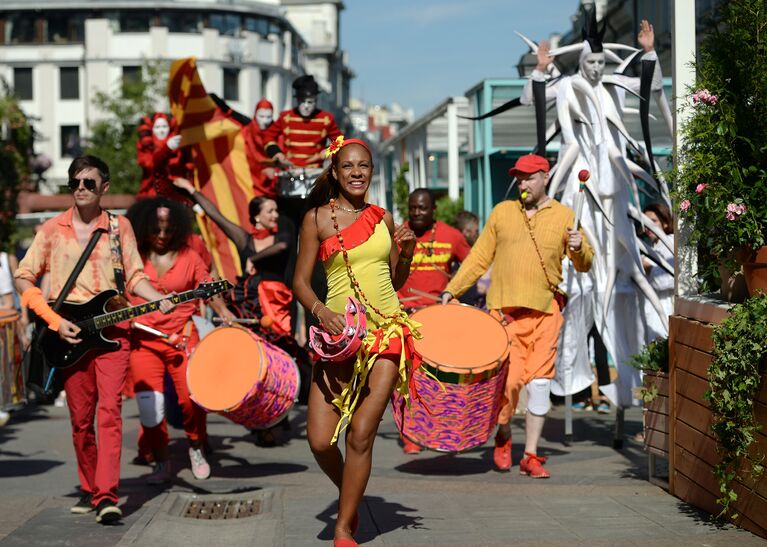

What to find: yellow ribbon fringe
left=330, top=312, right=422, bottom=444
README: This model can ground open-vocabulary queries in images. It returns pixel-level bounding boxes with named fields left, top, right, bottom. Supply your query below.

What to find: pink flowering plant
left=673, top=0, right=767, bottom=291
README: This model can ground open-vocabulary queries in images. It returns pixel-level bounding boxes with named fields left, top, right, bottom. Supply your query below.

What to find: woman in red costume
left=172, top=178, right=294, bottom=335
left=136, top=113, right=191, bottom=200
left=293, top=136, right=418, bottom=546
left=126, top=198, right=234, bottom=484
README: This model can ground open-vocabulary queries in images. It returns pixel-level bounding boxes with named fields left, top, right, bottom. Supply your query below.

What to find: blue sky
left=341, top=0, right=579, bottom=116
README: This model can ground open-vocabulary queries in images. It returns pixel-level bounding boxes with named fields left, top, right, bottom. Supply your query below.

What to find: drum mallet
left=570, top=170, right=589, bottom=239
left=213, top=316, right=275, bottom=329
left=132, top=321, right=183, bottom=346
left=407, top=288, right=442, bottom=302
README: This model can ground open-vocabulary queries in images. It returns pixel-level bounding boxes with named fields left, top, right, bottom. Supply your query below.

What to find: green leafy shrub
left=434, top=195, right=463, bottom=227
left=707, top=293, right=767, bottom=518
left=674, top=0, right=767, bottom=291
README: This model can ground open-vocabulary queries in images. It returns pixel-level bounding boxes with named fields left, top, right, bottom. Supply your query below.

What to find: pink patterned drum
left=187, top=327, right=299, bottom=429
left=392, top=304, right=509, bottom=453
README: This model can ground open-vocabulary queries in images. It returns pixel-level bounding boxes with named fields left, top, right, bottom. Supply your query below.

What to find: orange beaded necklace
left=329, top=198, right=401, bottom=321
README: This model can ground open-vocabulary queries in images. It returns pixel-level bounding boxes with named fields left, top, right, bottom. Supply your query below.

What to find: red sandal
left=519, top=452, right=550, bottom=478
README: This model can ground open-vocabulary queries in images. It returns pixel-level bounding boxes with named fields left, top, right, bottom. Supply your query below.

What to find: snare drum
left=276, top=168, right=323, bottom=198
left=0, top=310, right=22, bottom=409
left=391, top=304, right=509, bottom=453
left=187, top=327, right=300, bottom=429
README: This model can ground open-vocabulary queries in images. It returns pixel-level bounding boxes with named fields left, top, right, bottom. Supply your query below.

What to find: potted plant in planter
left=630, top=337, right=669, bottom=458
left=707, top=293, right=767, bottom=518
left=674, top=0, right=767, bottom=299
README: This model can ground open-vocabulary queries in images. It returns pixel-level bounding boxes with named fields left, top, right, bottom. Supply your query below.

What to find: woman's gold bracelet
left=311, top=300, right=323, bottom=317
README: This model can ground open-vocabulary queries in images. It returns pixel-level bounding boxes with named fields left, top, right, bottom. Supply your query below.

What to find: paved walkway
left=0, top=402, right=762, bottom=546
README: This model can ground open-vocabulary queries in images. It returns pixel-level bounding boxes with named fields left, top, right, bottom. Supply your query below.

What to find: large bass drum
left=391, top=304, right=510, bottom=453
left=187, top=326, right=300, bottom=429
left=275, top=167, right=323, bottom=198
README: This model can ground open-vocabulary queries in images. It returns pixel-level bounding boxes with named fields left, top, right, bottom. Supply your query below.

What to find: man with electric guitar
left=14, top=156, right=206, bottom=524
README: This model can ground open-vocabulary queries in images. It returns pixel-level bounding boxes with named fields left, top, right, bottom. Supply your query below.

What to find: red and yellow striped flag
left=168, top=57, right=253, bottom=281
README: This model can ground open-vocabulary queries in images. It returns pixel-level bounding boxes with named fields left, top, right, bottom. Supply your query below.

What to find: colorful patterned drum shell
left=0, top=310, right=22, bottom=409
left=187, top=327, right=300, bottom=429
left=391, top=304, right=509, bottom=453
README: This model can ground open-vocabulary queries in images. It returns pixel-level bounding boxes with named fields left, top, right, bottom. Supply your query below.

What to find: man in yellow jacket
left=442, top=154, right=593, bottom=478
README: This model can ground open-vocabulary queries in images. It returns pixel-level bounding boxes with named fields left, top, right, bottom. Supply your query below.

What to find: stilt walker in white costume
left=471, top=6, right=675, bottom=411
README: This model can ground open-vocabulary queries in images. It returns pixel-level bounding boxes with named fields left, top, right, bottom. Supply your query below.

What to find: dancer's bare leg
left=335, top=358, right=398, bottom=540
left=306, top=362, right=352, bottom=490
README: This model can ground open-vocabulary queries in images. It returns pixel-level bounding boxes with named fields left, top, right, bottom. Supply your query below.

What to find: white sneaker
left=145, top=461, right=172, bottom=485
left=189, top=447, right=210, bottom=480
left=0, top=410, right=9, bottom=427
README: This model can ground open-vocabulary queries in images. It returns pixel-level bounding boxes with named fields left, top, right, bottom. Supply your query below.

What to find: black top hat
left=292, top=75, right=320, bottom=99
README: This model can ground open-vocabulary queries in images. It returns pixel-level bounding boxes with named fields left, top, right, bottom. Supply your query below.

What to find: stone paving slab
left=0, top=402, right=763, bottom=546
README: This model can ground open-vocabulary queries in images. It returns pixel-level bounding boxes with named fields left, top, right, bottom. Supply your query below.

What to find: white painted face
left=255, top=108, right=273, bottom=130
left=152, top=118, right=170, bottom=141
left=297, top=96, right=317, bottom=118
left=580, top=52, right=606, bottom=85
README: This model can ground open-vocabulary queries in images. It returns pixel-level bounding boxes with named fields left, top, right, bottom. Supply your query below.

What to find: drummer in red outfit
left=396, top=188, right=470, bottom=454
left=262, top=75, right=342, bottom=170
left=126, top=198, right=235, bottom=484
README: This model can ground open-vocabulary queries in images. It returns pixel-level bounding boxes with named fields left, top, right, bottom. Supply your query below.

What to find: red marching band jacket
left=262, top=109, right=342, bottom=168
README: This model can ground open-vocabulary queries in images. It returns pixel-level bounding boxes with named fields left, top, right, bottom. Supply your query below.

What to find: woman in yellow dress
left=293, top=137, right=419, bottom=547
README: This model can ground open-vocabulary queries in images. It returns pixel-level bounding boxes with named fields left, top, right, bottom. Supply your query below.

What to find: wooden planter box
left=643, top=371, right=669, bottom=458
left=669, top=297, right=767, bottom=539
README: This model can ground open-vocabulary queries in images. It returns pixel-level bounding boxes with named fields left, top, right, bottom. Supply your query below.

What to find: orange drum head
left=410, top=304, right=509, bottom=374
left=187, top=327, right=266, bottom=411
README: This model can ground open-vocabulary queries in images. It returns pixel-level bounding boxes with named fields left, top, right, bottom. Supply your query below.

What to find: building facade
left=0, top=0, right=352, bottom=186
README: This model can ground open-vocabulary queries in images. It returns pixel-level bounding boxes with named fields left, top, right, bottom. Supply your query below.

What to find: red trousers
left=62, top=326, right=130, bottom=506
left=130, top=332, right=206, bottom=454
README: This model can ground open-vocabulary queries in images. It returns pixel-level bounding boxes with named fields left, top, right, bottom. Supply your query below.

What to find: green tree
left=85, top=60, right=169, bottom=194
left=393, top=162, right=410, bottom=220
left=0, top=80, right=33, bottom=251
left=435, top=195, right=464, bottom=226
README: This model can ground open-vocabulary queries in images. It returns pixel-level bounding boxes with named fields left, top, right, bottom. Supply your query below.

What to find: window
left=6, top=13, right=37, bottom=44
left=122, top=66, right=142, bottom=88
left=118, top=11, right=153, bottom=33
left=223, top=68, right=239, bottom=101
left=61, top=126, right=81, bottom=158
left=160, top=11, right=202, bottom=33
left=13, top=68, right=33, bottom=100
left=209, top=13, right=241, bottom=37
left=46, top=12, right=85, bottom=43
left=244, top=16, right=269, bottom=36
left=259, top=70, right=269, bottom=100
left=60, top=67, right=79, bottom=100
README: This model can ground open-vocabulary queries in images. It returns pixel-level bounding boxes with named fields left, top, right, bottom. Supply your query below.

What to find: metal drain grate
left=183, top=498, right=262, bottom=519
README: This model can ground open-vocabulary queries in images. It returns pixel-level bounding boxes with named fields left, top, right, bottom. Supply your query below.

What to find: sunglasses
left=68, top=178, right=98, bottom=192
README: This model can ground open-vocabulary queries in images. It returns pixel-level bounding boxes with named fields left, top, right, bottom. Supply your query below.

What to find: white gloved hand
left=167, top=135, right=182, bottom=151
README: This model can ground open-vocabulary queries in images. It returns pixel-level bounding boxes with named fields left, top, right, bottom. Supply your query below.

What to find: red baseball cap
left=508, top=154, right=550, bottom=178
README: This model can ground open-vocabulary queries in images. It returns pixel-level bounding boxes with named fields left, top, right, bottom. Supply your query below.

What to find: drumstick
left=572, top=170, right=589, bottom=231
left=213, top=316, right=275, bottom=329
left=407, top=288, right=442, bottom=302
left=132, top=321, right=168, bottom=339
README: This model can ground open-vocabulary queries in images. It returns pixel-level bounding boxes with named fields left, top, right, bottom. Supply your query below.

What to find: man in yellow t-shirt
left=442, top=154, right=593, bottom=478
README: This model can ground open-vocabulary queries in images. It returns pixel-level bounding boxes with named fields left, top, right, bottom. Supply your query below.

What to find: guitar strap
left=107, top=212, right=126, bottom=295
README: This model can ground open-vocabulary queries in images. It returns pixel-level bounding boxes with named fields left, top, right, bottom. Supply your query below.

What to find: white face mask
left=580, top=52, right=606, bottom=85
left=297, top=97, right=317, bottom=117
left=152, top=118, right=170, bottom=141
left=255, top=108, right=273, bottom=130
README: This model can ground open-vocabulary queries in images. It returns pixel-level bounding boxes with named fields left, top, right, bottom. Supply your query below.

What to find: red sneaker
left=493, top=431, right=512, bottom=471
left=401, top=434, right=422, bottom=454
left=519, top=452, right=550, bottom=478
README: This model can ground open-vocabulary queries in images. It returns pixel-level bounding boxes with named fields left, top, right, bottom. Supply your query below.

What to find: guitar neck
left=90, top=291, right=198, bottom=330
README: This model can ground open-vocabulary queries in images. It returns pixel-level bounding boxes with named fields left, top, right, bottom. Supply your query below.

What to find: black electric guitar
left=35, top=280, right=231, bottom=369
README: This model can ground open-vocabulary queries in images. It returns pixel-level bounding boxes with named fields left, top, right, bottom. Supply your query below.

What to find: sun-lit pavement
left=0, top=401, right=761, bottom=546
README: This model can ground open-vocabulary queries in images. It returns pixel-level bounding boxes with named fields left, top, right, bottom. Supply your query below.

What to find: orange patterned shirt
left=15, top=207, right=148, bottom=303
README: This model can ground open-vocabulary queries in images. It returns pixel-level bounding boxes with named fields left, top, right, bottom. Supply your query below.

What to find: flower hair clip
left=325, top=135, right=345, bottom=158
